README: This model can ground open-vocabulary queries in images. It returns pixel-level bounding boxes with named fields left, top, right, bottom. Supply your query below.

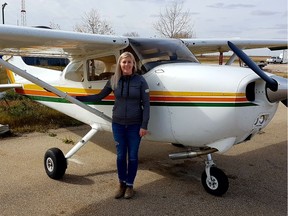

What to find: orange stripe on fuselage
left=150, top=96, right=247, bottom=102
left=16, top=88, right=116, bottom=100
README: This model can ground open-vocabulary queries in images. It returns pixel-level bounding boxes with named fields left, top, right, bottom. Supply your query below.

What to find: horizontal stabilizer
left=0, top=83, right=22, bottom=91
left=0, top=124, right=10, bottom=135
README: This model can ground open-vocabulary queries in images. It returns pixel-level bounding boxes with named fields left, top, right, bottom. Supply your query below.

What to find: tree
left=49, top=21, right=61, bottom=30
left=74, top=9, right=114, bottom=35
left=153, top=1, right=195, bottom=38
left=123, top=32, right=140, bottom=37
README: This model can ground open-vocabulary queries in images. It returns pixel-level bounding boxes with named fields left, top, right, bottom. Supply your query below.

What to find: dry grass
left=0, top=67, right=8, bottom=84
left=198, top=55, right=287, bottom=77
left=0, top=91, right=82, bottom=134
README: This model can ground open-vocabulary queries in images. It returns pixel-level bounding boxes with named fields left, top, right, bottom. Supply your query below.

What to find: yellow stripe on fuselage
left=23, top=84, right=101, bottom=94
left=6, top=69, right=16, bottom=83
left=151, top=91, right=245, bottom=97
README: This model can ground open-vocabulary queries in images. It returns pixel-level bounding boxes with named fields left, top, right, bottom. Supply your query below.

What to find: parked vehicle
left=266, top=56, right=282, bottom=64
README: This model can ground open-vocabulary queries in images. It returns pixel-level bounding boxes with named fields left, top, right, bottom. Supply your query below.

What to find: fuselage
left=6, top=55, right=278, bottom=153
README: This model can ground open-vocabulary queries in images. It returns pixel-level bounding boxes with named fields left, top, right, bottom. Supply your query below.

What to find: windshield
left=128, top=38, right=199, bottom=73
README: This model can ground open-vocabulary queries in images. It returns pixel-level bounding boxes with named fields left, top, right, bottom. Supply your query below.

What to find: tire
left=44, top=148, right=67, bottom=180
left=201, top=167, right=229, bottom=196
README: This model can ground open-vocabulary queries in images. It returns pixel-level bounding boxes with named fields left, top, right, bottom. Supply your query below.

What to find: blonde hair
left=111, top=52, right=137, bottom=90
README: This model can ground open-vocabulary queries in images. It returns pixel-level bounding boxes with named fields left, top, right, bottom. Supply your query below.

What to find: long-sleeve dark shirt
left=76, top=74, right=150, bottom=129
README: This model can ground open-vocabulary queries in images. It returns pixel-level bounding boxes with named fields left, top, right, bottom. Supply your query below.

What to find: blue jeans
left=112, top=123, right=142, bottom=186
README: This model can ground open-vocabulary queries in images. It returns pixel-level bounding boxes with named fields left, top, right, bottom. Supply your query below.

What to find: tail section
left=3, top=56, right=28, bottom=84
left=0, top=56, right=23, bottom=91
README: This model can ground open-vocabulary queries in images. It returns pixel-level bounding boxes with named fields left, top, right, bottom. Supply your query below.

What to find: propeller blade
left=227, top=41, right=278, bottom=92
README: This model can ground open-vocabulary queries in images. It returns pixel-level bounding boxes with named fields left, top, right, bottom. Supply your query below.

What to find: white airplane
left=0, top=25, right=287, bottom=196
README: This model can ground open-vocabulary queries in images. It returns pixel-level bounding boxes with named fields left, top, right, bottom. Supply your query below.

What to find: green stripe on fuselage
left=26, top=95, right=257, bottom=107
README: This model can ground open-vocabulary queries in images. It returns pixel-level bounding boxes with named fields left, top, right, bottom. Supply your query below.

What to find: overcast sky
left=2, top=0, right=287, bottom=55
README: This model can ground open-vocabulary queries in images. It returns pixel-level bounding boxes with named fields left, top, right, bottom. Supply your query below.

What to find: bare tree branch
left=74, top=9, right=114, bottom=35
left=153, top=1, right=195, bottom=38
left=123, top=32, right=140, bottom=37
left=49, top=21, right=61, bottom=30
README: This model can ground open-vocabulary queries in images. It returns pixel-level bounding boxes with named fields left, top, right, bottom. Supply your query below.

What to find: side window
left=86, top=55, right=116, bottom=81
left=64, top=61, right=84, bottom=82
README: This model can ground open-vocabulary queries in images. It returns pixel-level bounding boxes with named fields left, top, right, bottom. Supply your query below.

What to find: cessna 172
left=0, top=25, right=287, bottom=196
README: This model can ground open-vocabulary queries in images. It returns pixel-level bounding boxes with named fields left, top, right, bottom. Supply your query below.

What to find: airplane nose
left=266, top=75, right=288, bottom=105
left=228, top=41, right=288, bottom=107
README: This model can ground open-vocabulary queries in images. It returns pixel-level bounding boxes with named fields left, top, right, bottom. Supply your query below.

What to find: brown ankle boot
left=124, top=186, right=135, bottom=199
left=114, top=183, right=126, bottom=199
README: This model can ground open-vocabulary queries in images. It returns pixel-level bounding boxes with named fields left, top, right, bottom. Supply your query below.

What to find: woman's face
left=120, top=56, right=134, bottom=75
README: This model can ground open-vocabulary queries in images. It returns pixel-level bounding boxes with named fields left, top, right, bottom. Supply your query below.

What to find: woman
left=76, top=52, right=150, bottom=199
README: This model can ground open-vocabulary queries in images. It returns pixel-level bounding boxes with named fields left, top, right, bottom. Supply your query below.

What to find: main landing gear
left=44, top=148, right=67, bottom=179
left=44, top=127, right=99, bottom=180
left=169, top=148, right=229, bottom=196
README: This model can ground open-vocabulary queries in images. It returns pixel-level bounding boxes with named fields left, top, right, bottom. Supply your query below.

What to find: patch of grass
left=0, top=67, right=8, bottom=84
left=0, top=91, right=83, bottom=134
left=62, top=137, right=75, bottom=145
left=48, top=132, right=57, bottom=137
left=198, top=55, right=287, bottom=78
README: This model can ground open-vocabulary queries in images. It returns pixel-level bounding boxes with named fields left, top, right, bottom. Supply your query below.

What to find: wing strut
left=0, top=58, right=112, bottom=122
left=225, top=53, right=238, bottom=65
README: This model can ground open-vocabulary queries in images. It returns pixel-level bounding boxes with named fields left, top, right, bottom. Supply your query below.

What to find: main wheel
left=44, top=148, right=67, bottom=180
left=201, top=167, right=229, bottom=196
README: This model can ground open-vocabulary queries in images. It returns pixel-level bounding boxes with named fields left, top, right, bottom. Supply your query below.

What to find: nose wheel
left=201, top=154, right=229, bottom=196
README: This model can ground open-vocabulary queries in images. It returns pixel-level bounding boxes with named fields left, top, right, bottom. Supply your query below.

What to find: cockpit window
left=64, top=55, right=116, bottom=82
left=128, top=38, right=199, bottom=73
left=64, top=60, right=83, bottom=82
left=86, top=55, right=116, bottom=81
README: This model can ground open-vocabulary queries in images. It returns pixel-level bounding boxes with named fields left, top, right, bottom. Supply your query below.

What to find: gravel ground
left=0, top=103, right=286, bottom=216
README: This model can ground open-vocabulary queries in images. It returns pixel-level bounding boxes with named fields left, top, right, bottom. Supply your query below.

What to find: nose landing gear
left=201, top=153, right=229, bottom=196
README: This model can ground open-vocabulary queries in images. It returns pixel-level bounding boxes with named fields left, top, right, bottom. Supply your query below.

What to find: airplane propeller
left=228, top=41, right=288, bottom=107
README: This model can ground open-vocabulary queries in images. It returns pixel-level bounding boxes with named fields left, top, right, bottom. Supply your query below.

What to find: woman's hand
left=139, top=128, right=148, bottom=137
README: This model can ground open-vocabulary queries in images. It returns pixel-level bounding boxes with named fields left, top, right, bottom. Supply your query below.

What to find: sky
left=1, top=0, right=288, bottom=55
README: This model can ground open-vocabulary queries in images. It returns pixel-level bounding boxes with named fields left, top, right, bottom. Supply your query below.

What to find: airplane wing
left=182, top=38, right=288, bottom=55
left=0, top=25, right=286, bottom=58
left=0, top=25, right=129, bottom=58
